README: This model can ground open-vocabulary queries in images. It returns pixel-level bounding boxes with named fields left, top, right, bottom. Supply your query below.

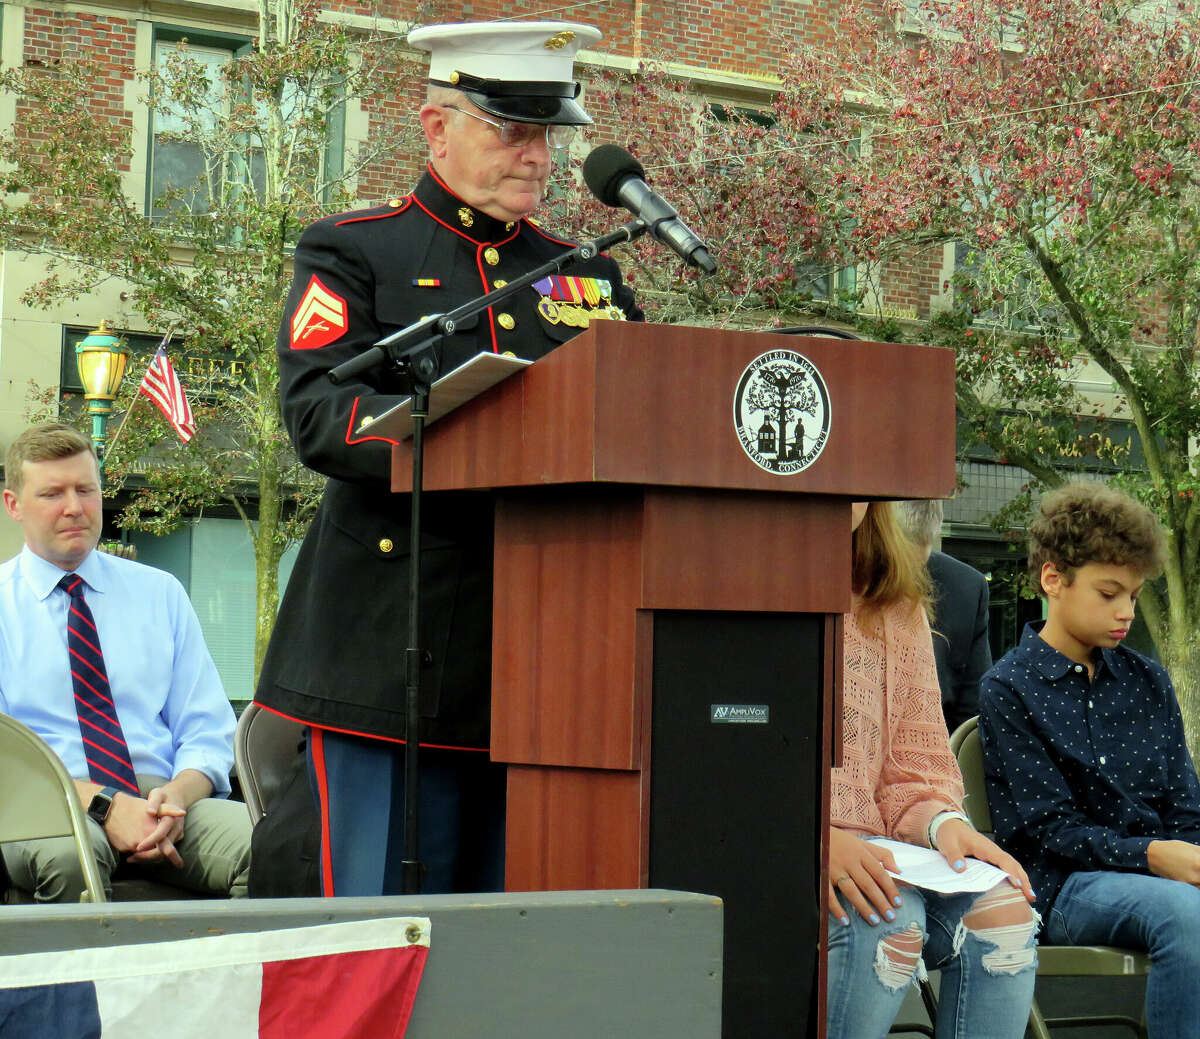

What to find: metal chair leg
left=1026, top=998, right=1053, bottom=1039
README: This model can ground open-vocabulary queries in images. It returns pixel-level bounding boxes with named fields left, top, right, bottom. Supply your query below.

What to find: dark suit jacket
left=255, top=167, right=641, bottom=749
left=928, top=551, right=992, bottom=734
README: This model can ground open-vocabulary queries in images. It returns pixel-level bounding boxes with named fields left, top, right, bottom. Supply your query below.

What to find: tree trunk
left=253, top=458, right=283, bottom=690
left=1154, top=622, right=1200, bottom=764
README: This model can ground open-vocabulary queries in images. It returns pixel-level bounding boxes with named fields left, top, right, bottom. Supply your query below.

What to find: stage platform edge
left=0, top=888, right=723, bottom=1039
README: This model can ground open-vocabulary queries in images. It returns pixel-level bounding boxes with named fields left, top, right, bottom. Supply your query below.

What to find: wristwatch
left=86, top=786, right=118, bottom=825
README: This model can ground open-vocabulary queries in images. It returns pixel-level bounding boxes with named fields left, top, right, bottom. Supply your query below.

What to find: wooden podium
left=392, top=322, right=955, bottom=1037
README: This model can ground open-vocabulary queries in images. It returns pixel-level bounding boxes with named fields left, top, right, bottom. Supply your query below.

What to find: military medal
left=533, top=276, right=624, bottom=327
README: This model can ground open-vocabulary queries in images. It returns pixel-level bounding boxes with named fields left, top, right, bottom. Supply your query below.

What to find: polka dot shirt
left=978, top=621, right=1200, bottom=915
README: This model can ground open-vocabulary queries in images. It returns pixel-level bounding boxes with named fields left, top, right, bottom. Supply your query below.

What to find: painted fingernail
left=840, top=916, right=850, bottom=926
left=884, top=909, right=896, bottom=921
left=893, top=896, right=903, bottom=906
left=954, top=860, right=966, bottom=870
left=869, top=913, right=880, bottom=925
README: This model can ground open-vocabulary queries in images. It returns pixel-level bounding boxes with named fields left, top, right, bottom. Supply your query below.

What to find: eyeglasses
left=444, top=105, right=577, bottom=152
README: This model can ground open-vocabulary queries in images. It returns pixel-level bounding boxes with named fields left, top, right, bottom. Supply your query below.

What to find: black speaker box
left=649, top=610, right=827, bottom=1039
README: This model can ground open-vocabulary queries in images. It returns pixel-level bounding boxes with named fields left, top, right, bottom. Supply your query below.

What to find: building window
left=953, top=241, right=1062, bottom=332
left=795, top=261, right=858, bottom=303
left=148, top=29, right=247, bottom=216
left=147, top=26, right=344, bottom=219
left=900, top=0, right=1025, bottom=47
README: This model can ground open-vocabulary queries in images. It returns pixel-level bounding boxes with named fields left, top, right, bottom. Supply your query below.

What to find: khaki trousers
left=1, top=774, right=251, bottom=902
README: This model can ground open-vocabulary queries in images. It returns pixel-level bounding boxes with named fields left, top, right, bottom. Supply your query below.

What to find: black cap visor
left=433, top=75, right=593, bottom=125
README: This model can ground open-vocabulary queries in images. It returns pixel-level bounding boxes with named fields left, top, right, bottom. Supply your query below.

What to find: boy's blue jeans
left=1047, top=870, right=1200, bottom=1039
left=826, top=882, right=1037, bottom=1039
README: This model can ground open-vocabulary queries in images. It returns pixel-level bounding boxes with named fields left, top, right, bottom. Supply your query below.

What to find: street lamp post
left=75, top=320, right=130, bottom=476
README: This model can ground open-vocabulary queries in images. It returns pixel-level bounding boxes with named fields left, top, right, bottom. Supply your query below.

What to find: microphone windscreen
left=583, top=145, right=646, bottom=207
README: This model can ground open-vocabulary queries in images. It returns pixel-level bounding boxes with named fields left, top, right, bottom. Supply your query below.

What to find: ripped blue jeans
left=825, top=881, right=1038, bottom=1039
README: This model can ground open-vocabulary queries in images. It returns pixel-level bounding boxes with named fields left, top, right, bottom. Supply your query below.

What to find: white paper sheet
left=356, top=351, right=532, bottom=440
left=865, top=837, right=1011, bottom=894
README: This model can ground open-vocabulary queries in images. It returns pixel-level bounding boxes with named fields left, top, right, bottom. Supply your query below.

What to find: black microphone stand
left=328, top=218, right=646, bottom=895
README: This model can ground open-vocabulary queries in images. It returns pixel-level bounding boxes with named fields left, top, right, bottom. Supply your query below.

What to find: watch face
left=87, top=790, right=114, bottom=823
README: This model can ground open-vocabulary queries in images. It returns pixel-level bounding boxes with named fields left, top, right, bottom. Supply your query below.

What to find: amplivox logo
left=710, top=704, right=770, bottom=724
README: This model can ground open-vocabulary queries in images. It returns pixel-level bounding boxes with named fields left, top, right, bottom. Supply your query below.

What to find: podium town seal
left=733, top=349, right=831, bottom=474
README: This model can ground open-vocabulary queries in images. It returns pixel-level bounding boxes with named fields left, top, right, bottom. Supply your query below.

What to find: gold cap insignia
left=458, top=207, right=474, bottom=228
left=449, top=70, right=460, bottom=85
left=544, top=30, right=576, bottom=50
left=483, top=247, right=500, bottom=265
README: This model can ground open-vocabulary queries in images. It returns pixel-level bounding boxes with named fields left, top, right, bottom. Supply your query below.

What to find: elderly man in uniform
left=254, top=21, right=641, bottom=897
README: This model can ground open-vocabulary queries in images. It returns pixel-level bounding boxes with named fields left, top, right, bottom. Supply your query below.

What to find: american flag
left=139, top=343, right=195, bottom=443
left=0, top=916, right=431, bottom=1038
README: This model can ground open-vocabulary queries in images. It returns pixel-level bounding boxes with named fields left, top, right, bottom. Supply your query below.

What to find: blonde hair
left=852, top=501, right=933, bottom=624
left=5, top=423, right=94, bottom=495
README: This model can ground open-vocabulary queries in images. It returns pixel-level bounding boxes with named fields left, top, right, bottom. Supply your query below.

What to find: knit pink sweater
left=830, top=599, right=965, bottom=846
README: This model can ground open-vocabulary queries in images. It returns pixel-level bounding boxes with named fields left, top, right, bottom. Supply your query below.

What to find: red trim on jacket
left=250, top=702, right=491, bottom=754
left=526, top=222, right=578, bottom=248
left=344, top=396, right=402, bottom=448
left=309, top=727, right=337, bottom=897
left=475, top=247, right=500, bottom=352
left=528, top=221, right=618, bottom=259
left=333, top=198, right=412, bottom=226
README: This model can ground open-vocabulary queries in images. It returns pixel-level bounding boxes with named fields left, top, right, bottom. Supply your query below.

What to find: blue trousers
left=307, top=727, right=505, bottom=896
left=1047, top=870, right=1200, bottom=1039
left=826, top=884, right=1037, bottom=1039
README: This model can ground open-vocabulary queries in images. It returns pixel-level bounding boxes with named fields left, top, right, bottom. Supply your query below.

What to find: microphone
left=583, top=145, right=717, bottom=275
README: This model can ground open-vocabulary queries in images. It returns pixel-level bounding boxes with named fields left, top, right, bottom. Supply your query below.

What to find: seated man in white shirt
left=0, top=423, right=250, bottom=901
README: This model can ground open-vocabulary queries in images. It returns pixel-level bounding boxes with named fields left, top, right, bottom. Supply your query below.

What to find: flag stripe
left=259, top=947, right=428, bottom=1039
left=0, top=917, right=430, bottom=985
left=139, top=345, right=196, bottom=443
left=0, top=981, right=101, bottom=1036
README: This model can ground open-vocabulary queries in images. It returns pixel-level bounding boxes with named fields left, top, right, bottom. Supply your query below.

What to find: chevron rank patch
left=291, top=275, right=348, bottom=350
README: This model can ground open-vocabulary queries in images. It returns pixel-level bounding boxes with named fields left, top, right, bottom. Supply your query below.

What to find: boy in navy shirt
left=980, top=482, right=1200, bottom=1039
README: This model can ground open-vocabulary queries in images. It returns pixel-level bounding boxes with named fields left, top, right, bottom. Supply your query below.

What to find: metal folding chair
left=0, top=713, right=107, bottom=903
left=234, top=701, right=306, bottom=824
left=951, top=716, right=1149, bottom=1039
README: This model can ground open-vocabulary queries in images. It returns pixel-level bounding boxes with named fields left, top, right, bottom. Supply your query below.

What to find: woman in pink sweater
left=825, top=501, right=1037, bottom=1039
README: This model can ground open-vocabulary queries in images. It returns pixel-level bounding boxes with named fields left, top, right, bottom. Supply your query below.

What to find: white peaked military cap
left=408, top=21, right=601, bottom=125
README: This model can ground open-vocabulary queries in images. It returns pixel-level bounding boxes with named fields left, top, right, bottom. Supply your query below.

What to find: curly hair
left=1027, top=481, right=1165, bottom=587
left=853, top=501, right=933, bottom=623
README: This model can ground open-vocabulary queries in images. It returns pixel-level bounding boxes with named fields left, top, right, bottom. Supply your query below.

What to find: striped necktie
left=59, top=573, right=139, bottom=795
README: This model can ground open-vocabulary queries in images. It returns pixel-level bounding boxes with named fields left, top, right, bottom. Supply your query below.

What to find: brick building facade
left=0, top=0, right=1058, bottom=692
